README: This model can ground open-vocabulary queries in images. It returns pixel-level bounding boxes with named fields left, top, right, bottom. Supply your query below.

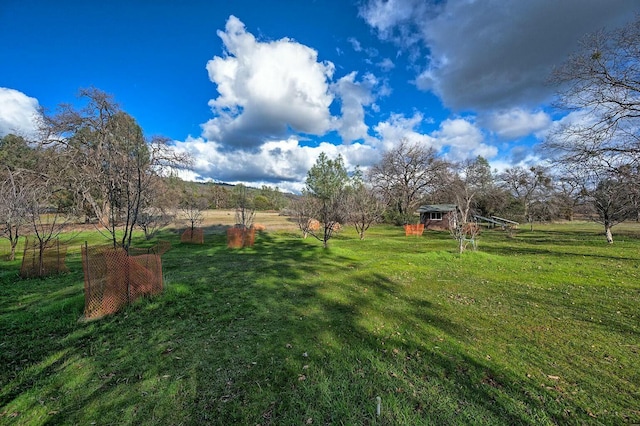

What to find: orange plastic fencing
left=404, top=223, right=425, bottom=236
left=181, top=227, right=204, bottom=244
left=128, top=240, right=172, bottom=257
left=227, top=226, right=256, bottom=248
left=20, top=236, right=69, bottom=278
left=82, top=241, right=170, bottom=320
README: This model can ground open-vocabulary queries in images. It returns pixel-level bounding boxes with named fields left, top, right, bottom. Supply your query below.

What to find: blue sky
left=1, top=0, right=639, bottom=192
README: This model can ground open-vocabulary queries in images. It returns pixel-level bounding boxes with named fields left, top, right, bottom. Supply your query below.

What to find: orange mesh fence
left=227, top=226, right=256, bottom=248
left=181, top=227, right=204, bottom=244
left=404, top=224, right=424, bottom=236
left=20, top=236, right=69, bottom=278
left=82, top=241, right=169, bottom=320
left=128, top=240, right=172, bottom=256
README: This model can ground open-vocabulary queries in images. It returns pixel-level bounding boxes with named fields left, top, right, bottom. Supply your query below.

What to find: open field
left=198, top=209, right=300, bottom=232
left=1, top=220, right=639, bottom=425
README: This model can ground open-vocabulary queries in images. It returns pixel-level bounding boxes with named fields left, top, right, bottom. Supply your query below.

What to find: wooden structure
left=492, top=215, right=519, bottom=229
left=474, top=215, right=519, bottom=230
left=417, top=204, right=457, bottom=230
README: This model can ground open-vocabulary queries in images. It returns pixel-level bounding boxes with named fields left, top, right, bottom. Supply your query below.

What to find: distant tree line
left=0, top=88, right=193, bottom=256
left=176, top=181, right=291, bottom=212
left=0, top=86, right=296, bottom=258
left=293, top=17, right=640, bottom=246
left=293, top=136, right=639, bottom=248
left=2, top=17, right=639, bottom=253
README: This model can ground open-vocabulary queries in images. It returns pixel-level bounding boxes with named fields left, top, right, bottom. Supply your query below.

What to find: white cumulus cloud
left=431, top=118, right=497, bottom=161
left=480, top=108, right=552, bottom=140
left=372, top=112, right=435, bottom=152
left=0, top=87, right=41, bottom=139
left=372, top=113, right=496, bottom=162
left=333, top=72, right=378, bottom=143
left=172, top=136, right=377, bottom=193
left=377, top=58, right=395, bottom=72
left=203, top=15, right=336, bottom=150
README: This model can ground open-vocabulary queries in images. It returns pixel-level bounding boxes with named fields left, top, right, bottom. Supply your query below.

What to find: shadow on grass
left=270, top=270, right=563, bottom=425
left=476, top=228, right=639, bottom=261
left=1, top=227, right=635, bottom=424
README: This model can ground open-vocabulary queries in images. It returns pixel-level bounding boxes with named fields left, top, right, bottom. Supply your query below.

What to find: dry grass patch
left=200, top=209, right=298, bottom=232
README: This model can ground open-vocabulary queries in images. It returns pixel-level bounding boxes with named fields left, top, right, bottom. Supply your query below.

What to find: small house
left=417, top=204, right=457, bottom=230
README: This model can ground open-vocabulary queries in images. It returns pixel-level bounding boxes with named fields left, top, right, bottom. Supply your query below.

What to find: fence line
left=82, top=241, right=170, bottom=320
left=181, top=228, right=204, bottom=244
left=404, top=224, right=424, bottom=236
left=227, top=226, right=256, bottom=248
left=20, top=236, right=69, bottom=278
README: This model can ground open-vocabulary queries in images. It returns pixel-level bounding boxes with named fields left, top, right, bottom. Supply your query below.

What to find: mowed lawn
left=0, top=221, right=639, bottom=425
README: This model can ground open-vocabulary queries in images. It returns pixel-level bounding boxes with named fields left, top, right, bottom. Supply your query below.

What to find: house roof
left=416, top=204, right=457, bottom=213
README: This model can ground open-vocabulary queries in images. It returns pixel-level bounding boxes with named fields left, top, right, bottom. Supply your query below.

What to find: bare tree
left=0, top=169, right=31, bottom=260
left=499, top=166, right=553, bottom=230
left=542, top=17, right=640, bottom=238
left=440, top=158, right=494, bottom=253
left=0, top=134, right=41, bottom=260
left=137, top=206, right=174, bottom=240
left=137, top=175, right=179, bottom=240
left=589, top=172, right=634, bottom=243
left=289, top=193, right=320, bottom=239
left=546, top=16, right=640, bottom=168
left=552, top=167, right=589, bottom=221
left=233, top=184, right=256, bottom=228
left=44, top=88, right=189, bottom=250
left=448, top=209, right=480, bottom=254
left=346, top=169, right=384, bottom=240
left=368, top=139, right=447, bottom=224
left=179, top=195, right=208, bottom=233
left=21, top=174, right=76, bottom=276
left=446, top=157, right=494, bottom=223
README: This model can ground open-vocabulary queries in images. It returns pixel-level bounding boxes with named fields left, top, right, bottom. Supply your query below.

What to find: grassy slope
left=0, top=223, right=638, bottom=425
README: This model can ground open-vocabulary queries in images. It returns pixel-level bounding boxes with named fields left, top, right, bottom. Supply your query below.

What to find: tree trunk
left=38, top=241, right=46, bottom=276
left=605, top=224, right=614, bottom=244
left=9, top=242, right=17, bottom=261
left=8, top=227, right=19, bottom=261
left=323, top=225, right=330, bottom=248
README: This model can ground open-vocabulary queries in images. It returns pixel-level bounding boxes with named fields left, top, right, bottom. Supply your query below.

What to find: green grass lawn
left=1, top=223, right=639, bottom=425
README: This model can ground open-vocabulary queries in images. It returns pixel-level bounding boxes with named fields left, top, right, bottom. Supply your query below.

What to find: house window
left=429, top=212, right=442, bottom=221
